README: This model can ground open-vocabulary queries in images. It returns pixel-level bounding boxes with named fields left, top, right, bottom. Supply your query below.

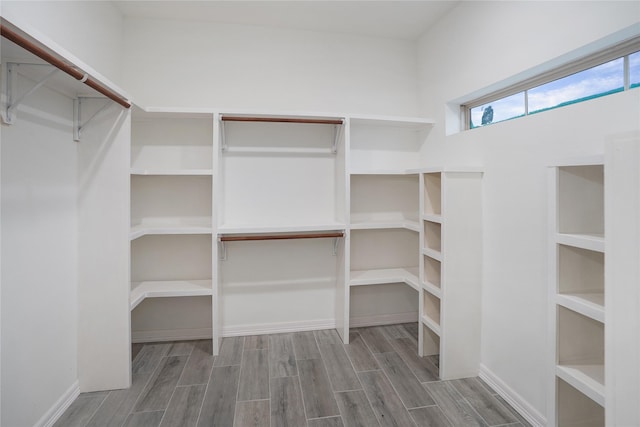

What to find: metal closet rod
left=221, top=116, right=343, bottom=125
left=0, top=23, right=131, bottom=109
left=220, top=232, right=344, bottom=242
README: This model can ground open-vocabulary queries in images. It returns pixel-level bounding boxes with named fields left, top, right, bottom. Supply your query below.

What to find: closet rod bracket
left=332, top=122, right=344, bottom=154
left=1, top=62, right=59, bottom=125
left=332, top=237, right=340, bottom=256
left=73, top=96, right=112, bottom=142
left=219, top=240, right=227, bottom=261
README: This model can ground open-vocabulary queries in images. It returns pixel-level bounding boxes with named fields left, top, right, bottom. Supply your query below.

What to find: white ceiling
left=112, top=1, right=460, bottom=40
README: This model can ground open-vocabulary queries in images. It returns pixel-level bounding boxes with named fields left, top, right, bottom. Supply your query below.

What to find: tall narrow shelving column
left=130, top=110, right=215, bottom=348
left=419, top=168, right=483, bottom=380
left=341, top=115, right=434, bottom=343
left=548, top=157, right=605, bottom=427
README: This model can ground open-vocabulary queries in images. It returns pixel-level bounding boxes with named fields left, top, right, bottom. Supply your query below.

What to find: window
left=465, top=37, right=640, bottom=130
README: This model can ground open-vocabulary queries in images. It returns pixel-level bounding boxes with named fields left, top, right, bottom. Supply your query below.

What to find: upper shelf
left=218, top=223, right=346, bottom=235
left=221, top=115, right=343, bottom=125
left=349, top=115, right=435, bottom=129
left=131, top=168, right=213, bottom=176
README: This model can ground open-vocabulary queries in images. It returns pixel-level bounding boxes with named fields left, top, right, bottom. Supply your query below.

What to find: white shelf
left=223, top=146, right=334, bottom=155
left=422, top=247, right=442, bottom=261
left=557, top=233, right=605, bottom=253
left=556, top=365, right=605, bottom=407
left=349, top=267, right=419, bottom=291
left=350, top=220, right=420, bottom=232
left=130, top=280, right=213, bottom=310
left=556, top=293, right=604, bottom=323
left=130, top=168, right=213, bottom=176
left=349, top=169, right=420, bottom=176
left=422, top=214, right=442, bottom=224
left=422, top=281, right=442, bottom=299
left=420, top=314, right=441, bottom=336
left=218, top=223, right=345, bottom=235
left=130, top=218, right=212, bottom=240
left=349, top=115, right=435, bottom=129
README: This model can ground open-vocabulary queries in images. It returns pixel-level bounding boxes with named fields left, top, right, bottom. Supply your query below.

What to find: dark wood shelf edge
left=220, top=232, right=344, bottom=242
left=221, top=116, right=343, bottom=125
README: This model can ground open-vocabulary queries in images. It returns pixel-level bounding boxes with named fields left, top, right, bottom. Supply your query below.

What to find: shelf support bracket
left=333, top=237, right=340, bottom=256
left=332, top=121, right=343, bottom=154
left=220, top=119, right=227, bottom=152
left=219, top=240, right=227, bottom=261
left=2, top=63, right=59, bottom=125
left=73, top=96, right=112, bottom=141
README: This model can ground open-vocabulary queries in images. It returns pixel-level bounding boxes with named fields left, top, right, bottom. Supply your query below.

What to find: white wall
left=1, top=0, right=125, bottom=87
left=1, top=80, right=78, bottom=427
left=417, top=1, right=640, bottom=421
left=122, top=17, right=419, bottom=115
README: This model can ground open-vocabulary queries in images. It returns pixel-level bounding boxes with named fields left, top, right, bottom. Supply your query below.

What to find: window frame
left=463, top=36, right=640, bottom=130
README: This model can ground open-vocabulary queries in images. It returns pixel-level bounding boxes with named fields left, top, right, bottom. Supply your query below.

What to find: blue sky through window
left=470, top=92, right=524, bottom=128
left=528, top=58, right=624, bottom=113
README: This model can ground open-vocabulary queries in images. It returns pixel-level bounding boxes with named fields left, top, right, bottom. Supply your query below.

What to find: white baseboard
left=132, top=312, right=418, bottom=342
left=35, top=380, right=80, bottom=427
left=479, top=364, right=546, bottom=427
left=132, top=327, right=212, bottom=343
left=223, top=319, right=336, bottom=337
left=350, top=312, right=417, bottom=328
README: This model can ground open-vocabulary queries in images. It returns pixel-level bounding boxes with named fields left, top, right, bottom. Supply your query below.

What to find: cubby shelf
left=422, top=282, right=442, bottom=299
left=130, top=280, right=213, bottom=310
left=349, top=267, right=419, bottom=291
left=422, top=214, right=442, bottom=223
left=556, top=365, right=605, bottom=407
left=555, top=293, right=604, bottom=323
left=130, top=218, right=213, bottom=240
left=556, top=233, right=605, bottom=253
left=130, top=168, right=213, bottom=176
left=350, top=220, right=420, bottom=232
left=420, top=314, right=441, bottom=336
left=422, top=248, right=442, bottom=262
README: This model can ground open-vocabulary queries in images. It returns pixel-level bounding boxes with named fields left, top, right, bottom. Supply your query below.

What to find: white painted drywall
left=0, top=81, right=78, bottom=427
left=77, top=100, right=131, bottom=392
left=1, top=0, right=125, bottom=86
left=121, top=17, right=419, bottom=115
left=417, top=1, right=640, bottom=421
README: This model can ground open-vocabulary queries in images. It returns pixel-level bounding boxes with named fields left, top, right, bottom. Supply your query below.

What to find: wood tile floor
left=55, top=324, right=532, bottom=427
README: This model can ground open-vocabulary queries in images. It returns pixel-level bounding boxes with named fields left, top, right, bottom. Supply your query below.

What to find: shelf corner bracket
left=73, top=96, right=112, bottom=142
left=332, top=236, right=340, bottom=256
left=219, top=239, right=227, bottom=261
left=220, top=119, right=227, bottom=152
left=2, top=63, right=59, bottom=125
left=332, top=121, right=344, bottom=154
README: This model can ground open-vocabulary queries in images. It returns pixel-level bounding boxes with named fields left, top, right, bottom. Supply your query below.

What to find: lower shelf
left=130, top=280, right=213, bottom=310
left=349, top=267, right=419, bottom=291
left=556, top=364, right=605, bottom=407
left=420, top=314, right=441, bottom=336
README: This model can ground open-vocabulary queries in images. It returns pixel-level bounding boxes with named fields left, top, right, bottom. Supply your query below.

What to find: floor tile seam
left=236, top=396, right=271, bottom=403
left=307, top=415, right=343, bottom=421
left=79, top=390, right=110, bottom=427
left=129, top=353, right=170, bottom=415
left=375, top=351, right=428, bottom=412
left=193, top=347, right=219, bottom=427
left=294, top=361, right=312, bottom=424
left=456, top=387, right=493, bottom=427
left=386, top=337, right=434, bottom=385
left=353, top=371, right=384, bottom=427
left=491, top=422, right=524, bottom=427
left=332, top=329, right=368, bottom=394
left=312, top=343, right=343, bottom=416
left=419, top=383, right=460, bottom=427
left=233, top=336, right=247, bottom=426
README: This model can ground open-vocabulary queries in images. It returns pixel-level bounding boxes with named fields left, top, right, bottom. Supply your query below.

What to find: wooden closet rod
left=0, top=23, right=131, bottom=109
left=221, top=116, right=343, bottom=125
left=220, top=232, right=344, bottom=242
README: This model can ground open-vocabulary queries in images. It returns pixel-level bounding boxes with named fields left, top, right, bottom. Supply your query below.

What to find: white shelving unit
left=338, top=115, right=434, bottom=343
left=548, top=157, right=605, bottom=426
left=215, top=113, right=347, bottom=352
left=129, top=111, right=215, bottom=343
left=419, top=168, right=483, bottom=380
